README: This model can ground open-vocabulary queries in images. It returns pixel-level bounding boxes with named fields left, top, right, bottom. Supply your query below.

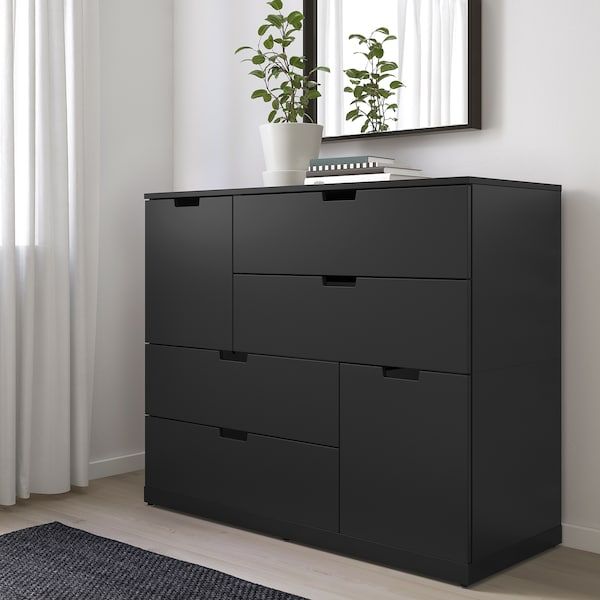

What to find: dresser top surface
left=145, top=177, right=561, bottom=200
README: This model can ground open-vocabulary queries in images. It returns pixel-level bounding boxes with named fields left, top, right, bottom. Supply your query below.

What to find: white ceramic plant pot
left=260, top=123, right=323, bottom=186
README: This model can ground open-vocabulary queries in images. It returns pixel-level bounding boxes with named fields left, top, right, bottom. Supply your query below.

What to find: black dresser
left=144, top=178, right=561, bottom=586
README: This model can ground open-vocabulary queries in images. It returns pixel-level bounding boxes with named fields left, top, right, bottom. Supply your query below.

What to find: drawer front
left=234, top=275, right=470, bottom=374
left=146, top=197, right=232, bottom=349
left=146, top=345, right=338, bottom=446
left=340, top=364, right=470, bottom=563
left=234, top=186, right=470, bottom=278
left=146, top=417, right=339, bottom=532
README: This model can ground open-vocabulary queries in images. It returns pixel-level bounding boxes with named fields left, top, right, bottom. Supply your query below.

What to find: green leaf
left=349, top=34, right=366, bottom=41
left=249, top=69, right=265, bottom=78
left=373, top=47, right=384, bottom=59
left=258, top=24, right=271, bottom=36
left=272, top=98, right=280, bottom=109
left=266, top=14, right=284, bottom=27
left=263, top=35, right=274, bottom=49
left=316, top=66, right=330, bottom=72
left=267, top=0, right=283, bottom=9
left=380, top=62, right=397, bottom=72
left=235, top=46, right=253, bottom=54
left=383, top=35, right=397, bottom=42
left=361, top=122, right=369, bottom=133
left=289, top=56, right=304, bottom=69
left=287, top=10, right=304, bottom=26
left=251, top=89, right=268, bottom=99
left=375, top=27, right=390, bottom=35
left=346, top=109, right=360, bottom=120
left=343, top=86, right=353, bottom=93
left=268, top=109, right=278, bottom=122
left=252, top=54, right=266, bottom=64
left=390, top=80, right=404, bottom=89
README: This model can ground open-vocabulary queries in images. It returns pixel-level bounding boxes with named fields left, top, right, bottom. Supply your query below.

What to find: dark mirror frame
left=303, top=0, right=482, bottom=142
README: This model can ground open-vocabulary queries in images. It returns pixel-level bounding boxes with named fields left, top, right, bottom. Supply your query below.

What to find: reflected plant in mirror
left=308, top=0, right=481, bottom=140
left=344, top=27, right=405, bottom=133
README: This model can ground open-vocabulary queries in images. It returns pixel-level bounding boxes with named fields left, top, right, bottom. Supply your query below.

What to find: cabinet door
left=146, top=197, right=232, bottom=348
left=340, top=364, right=470, bottom=563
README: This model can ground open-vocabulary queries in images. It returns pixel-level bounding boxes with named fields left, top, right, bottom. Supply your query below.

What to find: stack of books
left=305, top=155, right=425, bottom=185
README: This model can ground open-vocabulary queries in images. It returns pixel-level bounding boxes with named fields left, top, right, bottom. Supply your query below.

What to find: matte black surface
left=144, top=487, right=560, bottom=587
left=146, top=417, right=339, bottom=533
left=340, top=364, right=470, bottom=563
left=145, top=178, right=562, bottom=586
left=145, top=177, right=561, bottom=200
left=146, top=344, right=339, bottom=446
left=145, top=197, right=232, bottom=349
left=471, top=184, right=562, bottom=560
left=0, top=522, right=306, bottom=600
left=234, top=186, right=470, bottom=278
left=234, top=275, right=471, bottom=373
left=303, top=0, right=482, bottom=141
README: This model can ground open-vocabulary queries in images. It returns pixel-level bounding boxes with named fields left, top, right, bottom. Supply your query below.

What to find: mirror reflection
left=316, top=0, right=469, bottom=137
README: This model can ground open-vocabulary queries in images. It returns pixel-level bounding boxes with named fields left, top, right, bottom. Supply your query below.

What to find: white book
left=304, top=173, right=427, bottom=185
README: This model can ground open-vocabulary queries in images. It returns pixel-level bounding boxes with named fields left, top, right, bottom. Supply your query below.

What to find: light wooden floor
left=1, top=471, right=599, bottom=600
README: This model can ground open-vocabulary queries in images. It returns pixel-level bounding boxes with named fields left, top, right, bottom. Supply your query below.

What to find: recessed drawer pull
left=382, top=367, right=420, bottom=381
left=174, top=198, right=200, bottom=207
left=219, top=351, right=248, bottom=363
left=322, top=189, right=357, bottom=202
left=219, top=428, right=248, bottom=441
left=322, top=275, right=357, bottom=287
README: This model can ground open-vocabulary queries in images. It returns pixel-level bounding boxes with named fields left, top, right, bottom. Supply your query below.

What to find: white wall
left=173, top=0, right=600, bottom=553
left=91, top=0, right=173, bottom=478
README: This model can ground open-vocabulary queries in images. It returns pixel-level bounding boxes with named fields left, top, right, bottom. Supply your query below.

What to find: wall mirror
left=304, top=0, right=481, bottom=141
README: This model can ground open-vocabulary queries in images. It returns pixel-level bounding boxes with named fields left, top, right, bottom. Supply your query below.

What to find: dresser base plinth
left=144, top=486, right=561, bottom=587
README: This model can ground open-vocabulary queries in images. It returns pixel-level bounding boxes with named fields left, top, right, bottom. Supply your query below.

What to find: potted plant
left=236, top=0, right=329, bottom=186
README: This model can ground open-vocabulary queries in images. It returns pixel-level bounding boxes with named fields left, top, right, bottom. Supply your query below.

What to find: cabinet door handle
left=382, top=367, right=420, bottom=381
left=219, top=428, right=248, bottom=442
left=219, top=351, right=248, bottom=363
left=322, top=189, right=357, bottom=202
left=174, top=198, right=200, bottom=207
left=322, top=275, right=357, bottom=287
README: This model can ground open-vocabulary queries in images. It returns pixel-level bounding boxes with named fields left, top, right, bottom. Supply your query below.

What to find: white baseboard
left=89, top=452, right=145, bottom=480
left=563, top=523, right=600, bottom=555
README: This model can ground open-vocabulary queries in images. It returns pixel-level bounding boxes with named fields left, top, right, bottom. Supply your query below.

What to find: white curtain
left=397, top=0, right=468, bottom=129
left=316, top=0, right=344, bottom=136
left=0, top=0, right=99, bottom=506
left=317, top=0, right=468, bottom=135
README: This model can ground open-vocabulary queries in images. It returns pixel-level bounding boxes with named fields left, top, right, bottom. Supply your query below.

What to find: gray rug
left=0, top=522, right=307, bottom=599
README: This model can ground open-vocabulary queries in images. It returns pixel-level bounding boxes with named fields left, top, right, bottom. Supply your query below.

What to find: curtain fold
left=0, top=0, right=99, bottom=506
left=397, top=0, right=468, bottom=129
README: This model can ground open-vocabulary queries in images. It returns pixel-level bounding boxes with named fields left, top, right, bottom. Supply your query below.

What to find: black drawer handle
left=322, top=189, right=357, bottom=202
left=382, top=367, right=420, bottom=381
left=219, top=351, right=248, bottom=363
left=174, top=198, right=200, bottom=207
left=322, top=275, right=357, bottom=287
left=219, top=428, right=248, bottom=442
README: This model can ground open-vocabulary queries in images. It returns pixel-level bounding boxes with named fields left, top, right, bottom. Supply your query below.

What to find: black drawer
left=146, top=197, right=232, bottom=349
left=146, top=345, right=338, bottom=446
left=234, top=186, right=470, bottom=278
left=340, top=364, right=470, bottom=563
left=234, top=275, right=470, bottom=374
left=146, top=417, right=339, bottom=532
